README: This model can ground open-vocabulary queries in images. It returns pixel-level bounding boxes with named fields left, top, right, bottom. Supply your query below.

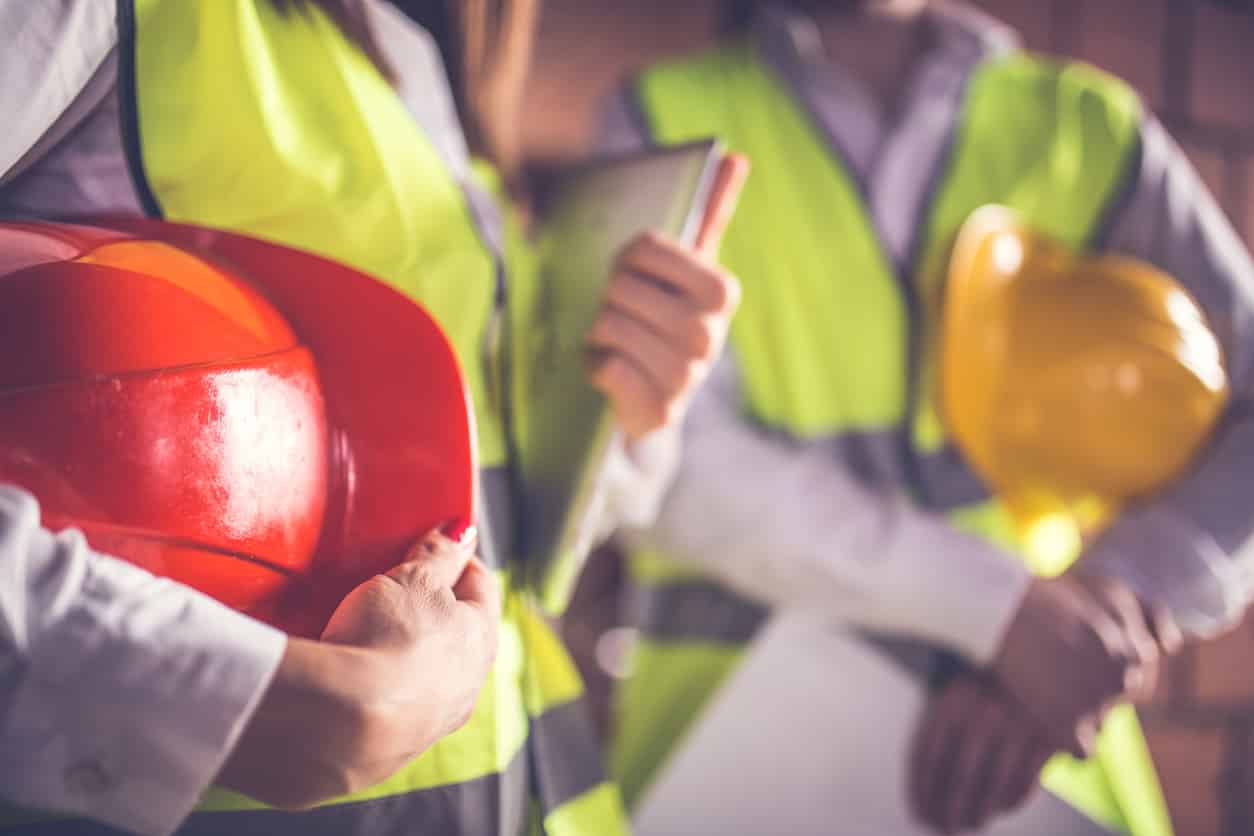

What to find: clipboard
left=518, top=140, right=725, bottom=605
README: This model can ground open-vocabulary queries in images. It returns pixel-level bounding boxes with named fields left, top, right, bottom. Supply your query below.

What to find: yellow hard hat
left=942, top=206, right=1228, bottom=568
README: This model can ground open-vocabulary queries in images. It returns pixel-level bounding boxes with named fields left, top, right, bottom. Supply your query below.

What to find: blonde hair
left=279, top=0, right=538, bottom=183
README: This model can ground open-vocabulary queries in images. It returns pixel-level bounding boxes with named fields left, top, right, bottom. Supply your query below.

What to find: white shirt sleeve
left=0, top=2, right=117, bottom=185
left=1078, top=116, right=1254, bottom=637
left=631, top=354, right=1032, bottom=666
left=585, top=429, right=683, bottom=546
left=0, top=485, right=286, bottom=836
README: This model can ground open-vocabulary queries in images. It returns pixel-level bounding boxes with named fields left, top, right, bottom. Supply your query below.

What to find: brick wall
left=526, top=3, right=1254, bottom=834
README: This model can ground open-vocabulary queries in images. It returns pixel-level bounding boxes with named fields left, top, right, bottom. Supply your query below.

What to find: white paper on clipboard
left=518, top=140, right=724, bottom=592
left=635, top=614, right=1113, bottom=836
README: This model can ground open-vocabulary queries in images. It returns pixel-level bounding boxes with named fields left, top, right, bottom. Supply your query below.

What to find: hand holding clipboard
left=586, top=152, right=750, bottom=440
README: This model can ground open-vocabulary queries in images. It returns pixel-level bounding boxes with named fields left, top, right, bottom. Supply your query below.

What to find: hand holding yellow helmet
left=942, top=206, right=1229, bottom=571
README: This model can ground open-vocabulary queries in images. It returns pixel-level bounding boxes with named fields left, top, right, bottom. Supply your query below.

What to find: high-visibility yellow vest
left=1, top=2, right=625, bottom=834
left=616, top=39, right=1171, bottom=836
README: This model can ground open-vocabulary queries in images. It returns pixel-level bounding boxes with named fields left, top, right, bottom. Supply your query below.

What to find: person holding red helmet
left=0, top=2, right=743, bottom=835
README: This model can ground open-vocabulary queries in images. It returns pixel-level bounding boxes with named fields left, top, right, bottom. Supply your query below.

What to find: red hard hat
left=0, top=218, right=477, bottom=636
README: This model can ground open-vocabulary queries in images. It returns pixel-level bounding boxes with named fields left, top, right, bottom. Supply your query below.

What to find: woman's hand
left=909, top=674, right=1055, bottom=835
left=586, top=154, right=749, bottom=441
left=217, top=526, right=500, bottom=809
left=319, top=526, right=500, bottom=749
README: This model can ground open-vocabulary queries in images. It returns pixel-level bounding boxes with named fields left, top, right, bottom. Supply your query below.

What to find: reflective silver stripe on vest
left=479, top=465, right=514, bottom=570
left=910, top=441, right=993, bottom=511
left=462, top=178, right=526, bottom=575
left=636, top=577, right=947, bottom=681
left=750, top=422, right=991, bottom=511
left=855, top=631, right=950, bottom=682
left=17, top=748, right=530, bottom=836
left=20, top=702, right=607, bottom=836
left=632, top=578, right=769, bottom=646
left=177, top=752, right=528, bottom=836
left=528, top=697, right=612, bottom=817
left=820, top=428, right=992, bottom=510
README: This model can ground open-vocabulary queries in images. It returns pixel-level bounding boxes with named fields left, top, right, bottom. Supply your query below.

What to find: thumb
left=393, top=525, right=478, bottom=589
left=453, top=556, right=501, bottom=611
left=695, top=152, right=750, bottom=257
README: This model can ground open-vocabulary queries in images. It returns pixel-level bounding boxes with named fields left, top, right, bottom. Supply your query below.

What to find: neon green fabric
left=612, top=637, right=745, bottom=809
left=543, top=784, right=629, bottom=836
left=0, top=2, right=624, bottom=834
left=622, top=40, right=1170, bottom=836
left=515, top=601, right=630, bottom=836
left=132, top=0, right=509, bottom=462
left=482, top=161, right=586, bottom=617
left=648, top=42, right=909, bottom=439
left=910, top=56, right=1144, bottom=454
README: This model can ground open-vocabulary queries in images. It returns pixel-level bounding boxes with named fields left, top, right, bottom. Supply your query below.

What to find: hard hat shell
left=0, top=218, right=477, bottom=635
left=942, top=206, right=1228, bottom=540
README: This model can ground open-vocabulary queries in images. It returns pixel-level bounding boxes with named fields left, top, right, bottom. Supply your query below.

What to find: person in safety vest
left=598, top=1, right=1254, bottom=834
left=0, top=2, right=743, bottom=835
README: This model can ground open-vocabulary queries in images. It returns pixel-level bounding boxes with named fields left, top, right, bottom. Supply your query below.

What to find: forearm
left=1081, top=403, right=1254, bottom=637
left=223, top=539, right=501, bottom=810
left=221, top=622, right=488, bottom=809
left=218, top=640, right=402, bottom=809
left=0, top=486, right=285, bottom=836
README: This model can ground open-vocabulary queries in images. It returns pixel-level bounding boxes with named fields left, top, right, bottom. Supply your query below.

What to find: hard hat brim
left=85, top=216, right=479, bottom=635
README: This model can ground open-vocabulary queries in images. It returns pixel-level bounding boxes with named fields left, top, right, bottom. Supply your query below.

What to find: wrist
left=309, top=639, right=472, bottom=790
left=991, top=577, right=1060, bottom=673
left=893, top=536, right=1032, bottom=667
left=217, top=639, right=397, bottom=807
